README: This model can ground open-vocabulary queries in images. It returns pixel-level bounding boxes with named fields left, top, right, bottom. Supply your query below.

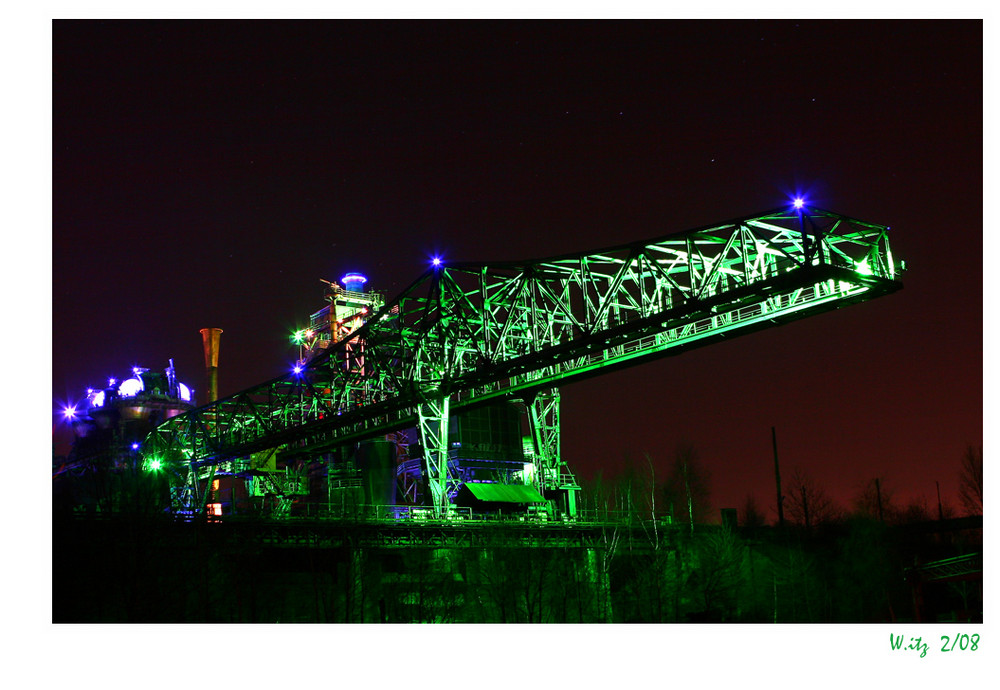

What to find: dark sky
left=52, top=19, right=982, bottom=518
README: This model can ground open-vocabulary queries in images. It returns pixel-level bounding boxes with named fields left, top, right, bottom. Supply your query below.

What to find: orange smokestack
left=199, top=328, right=223, bottom=404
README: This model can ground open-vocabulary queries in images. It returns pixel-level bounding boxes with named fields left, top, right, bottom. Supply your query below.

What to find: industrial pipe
left=199, top=328, right=223, bottom=404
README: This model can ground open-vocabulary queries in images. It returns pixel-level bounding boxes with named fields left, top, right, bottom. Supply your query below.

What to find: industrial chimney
left=199, top=328, right=223, bottom=404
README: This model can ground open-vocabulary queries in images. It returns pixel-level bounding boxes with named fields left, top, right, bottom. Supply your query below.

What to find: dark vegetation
left=52, top=512, right=980, bottom=623
left=52, top=445, right=982, bottom=623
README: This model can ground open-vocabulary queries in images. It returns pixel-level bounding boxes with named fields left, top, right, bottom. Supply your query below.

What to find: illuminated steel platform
left=144, top=204, right=902, bottom=515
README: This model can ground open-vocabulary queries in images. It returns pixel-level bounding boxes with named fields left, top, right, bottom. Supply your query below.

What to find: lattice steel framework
left=907, top=553, right=983, bottom=583
left=144, top=205, right=902, bottom=516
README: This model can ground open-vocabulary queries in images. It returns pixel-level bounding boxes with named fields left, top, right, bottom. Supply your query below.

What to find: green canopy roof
left=461, top=483, right=547, bottom=504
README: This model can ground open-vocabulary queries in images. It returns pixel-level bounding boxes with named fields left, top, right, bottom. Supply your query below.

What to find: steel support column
left=417, top=394, right=453, bottom=517
left=528, top=388, right=579, bottom=516
left=528, top=388, right=561, bottom=491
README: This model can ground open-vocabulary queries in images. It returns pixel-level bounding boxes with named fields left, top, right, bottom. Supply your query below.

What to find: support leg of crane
left=528, top=388, right=561, bottom=493
left=528, top=388, right=579, bottom=518
left=182, top=465, right=201, bottom=514
left=418, top=394, right=452, bottom=518
left=198, top=465, right=218, bottom=517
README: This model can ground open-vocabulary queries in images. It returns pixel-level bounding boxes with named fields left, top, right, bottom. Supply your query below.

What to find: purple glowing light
left=793, top=197, right=805, bottom=209
left=342, top=272, right=368, bottom=292
left=431, top=257, right=443, bottom=267
left=62, top=405, right=77, bottom=420
left=292, top=364, right=303, bottom=375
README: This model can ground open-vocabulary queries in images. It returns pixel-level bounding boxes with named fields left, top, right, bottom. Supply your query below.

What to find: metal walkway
left=144, top=203, right=902, bottom=514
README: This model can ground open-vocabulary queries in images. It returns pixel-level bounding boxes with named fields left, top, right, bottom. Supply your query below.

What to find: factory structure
left=55, top=204, right=903, bottom=526
left=56, top=272, right=566, bottom=520
left=53, top=362, right=195, bottom=515
left=52, top=205, right=982, bottom=626
left=218, top=271, right=565, bottom=520
left=281, top=272, right=559, bottom=519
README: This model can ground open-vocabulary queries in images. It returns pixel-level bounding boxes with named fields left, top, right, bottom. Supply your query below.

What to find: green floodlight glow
left=148, top=458, right=162, bottom=471
left=148, top=205, right=902, bottom=518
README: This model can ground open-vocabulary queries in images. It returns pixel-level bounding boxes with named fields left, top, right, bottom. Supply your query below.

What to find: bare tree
left=772, top=544, right=823, bottom=622
left=853, top=477, right=898, bottom=523
left=959, top=445, right=983, bottom=515
left=645, top=453, right=660, bottom=547
left=785, top=467, right=839, bottom=529
left=579, top=469, right=613, bottom=520
left=689, top=526, right=748, bottom=619
left=662, top=442, right=711, bottom=533
left=899, top=495, right=932, bottom=524
left=613, top=453, right=643, bottom=523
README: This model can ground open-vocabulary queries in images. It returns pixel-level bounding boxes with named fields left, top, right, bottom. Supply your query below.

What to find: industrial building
left=53, top=362, right=195, bottom=515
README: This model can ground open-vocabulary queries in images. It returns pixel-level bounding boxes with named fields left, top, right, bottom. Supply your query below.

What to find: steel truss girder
left=143, top=206, right=902, bottom=495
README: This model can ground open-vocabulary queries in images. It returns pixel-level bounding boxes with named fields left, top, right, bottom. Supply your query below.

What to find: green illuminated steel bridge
left=144, top=204, right=902, bottom=516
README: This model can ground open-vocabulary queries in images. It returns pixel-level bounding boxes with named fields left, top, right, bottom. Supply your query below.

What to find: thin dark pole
left=772, top=426, right=784, bottom=528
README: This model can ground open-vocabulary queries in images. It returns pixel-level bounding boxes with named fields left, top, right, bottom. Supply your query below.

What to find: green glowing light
left=149, top=206, right=902, bottom=520
left=149, top=458, right=162, bottom=471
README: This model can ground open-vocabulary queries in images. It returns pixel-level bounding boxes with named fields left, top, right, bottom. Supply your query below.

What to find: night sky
left=52, top=19, right=982, bottom=520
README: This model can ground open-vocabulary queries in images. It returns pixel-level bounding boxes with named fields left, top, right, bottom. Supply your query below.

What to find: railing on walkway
left=179, top=502, right=680, bottom=528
